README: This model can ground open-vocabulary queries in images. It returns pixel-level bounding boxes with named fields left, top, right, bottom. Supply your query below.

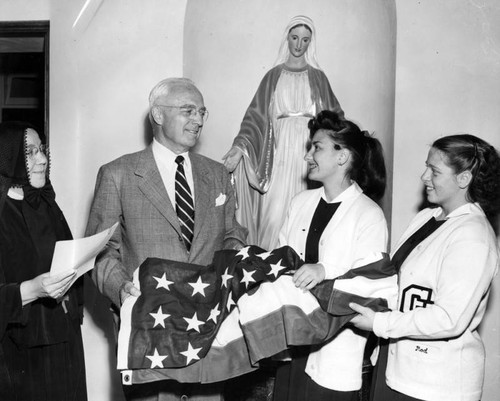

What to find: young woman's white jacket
left=279, top=182, right=389, bottom=391
left=374, top=203, right=499, bottom=401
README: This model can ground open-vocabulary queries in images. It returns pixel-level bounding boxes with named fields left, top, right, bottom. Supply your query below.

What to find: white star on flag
left=180, top=342, right=202, bottom=365
left=149, top=306, right=170, bottom=328
left=208, top=303, right=221, bottom=323
left=188, top=276, right=210, bottom=297
left=257, top=250, right=273, bottom=260
left=221, top=268, right=233, bottom=288
left=241, top=268, right=256, bottom=288
left=268, top=259, right=287, bottom=278
left=153, top=273, right=174, bottom=290
left=183, top=312, right=204, bottom=332
left=146, top=348, right=167, bottom=368
left=226, top=293, right=236, bottom=311
left=236, top=246, right=251, bottom=259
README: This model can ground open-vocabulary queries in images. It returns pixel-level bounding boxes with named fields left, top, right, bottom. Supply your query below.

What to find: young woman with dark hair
left=350, top=134, right=500, bottom=401
left=274, top=110, right=392, bottom=401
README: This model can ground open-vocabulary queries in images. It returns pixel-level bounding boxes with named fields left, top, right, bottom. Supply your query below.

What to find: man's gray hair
left=148, top=77, right=197, bottom=108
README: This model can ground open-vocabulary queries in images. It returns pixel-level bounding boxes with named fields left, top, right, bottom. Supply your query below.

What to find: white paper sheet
left=50, top=222, right=118, bottom=286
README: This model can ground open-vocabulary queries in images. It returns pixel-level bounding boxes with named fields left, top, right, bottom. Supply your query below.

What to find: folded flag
left=118, top=246, right=397, bottom=385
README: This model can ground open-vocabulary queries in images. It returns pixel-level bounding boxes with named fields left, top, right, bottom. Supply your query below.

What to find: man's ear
left=457, top=170, right=473, bottom=189
left=151, top=106, right=163, bottom=126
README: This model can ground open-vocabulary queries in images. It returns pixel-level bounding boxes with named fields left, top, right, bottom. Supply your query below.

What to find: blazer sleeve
left=374, top=230, right=498, bottom=340
left=277, top=193, right=296, bottom=248
left=85, top=164, right=130, bottom=308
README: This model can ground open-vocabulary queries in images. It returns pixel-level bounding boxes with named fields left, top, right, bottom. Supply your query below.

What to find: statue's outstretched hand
left=222, top=146, right=243, bottom=172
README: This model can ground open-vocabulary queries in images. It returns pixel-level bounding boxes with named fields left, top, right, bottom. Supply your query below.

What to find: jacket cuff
left=373, top=311, right=390, bottom=339
left=3, top=283, right=24, bottom=323
left=223, top=238, right=245, bottom=251
left=321, top=262, right=342, bottom=280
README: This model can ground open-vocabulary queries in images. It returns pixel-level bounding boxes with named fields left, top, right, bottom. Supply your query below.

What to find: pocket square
left=215, top=193, right=227, bottom=206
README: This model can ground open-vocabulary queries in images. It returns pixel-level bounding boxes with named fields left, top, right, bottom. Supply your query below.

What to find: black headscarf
left=0, top=121, right=53, bottom=215
left=0, top=121, right=81, bottom=348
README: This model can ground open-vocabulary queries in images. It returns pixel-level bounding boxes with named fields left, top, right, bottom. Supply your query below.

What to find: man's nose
left=192, top=111, right=203, bottom=125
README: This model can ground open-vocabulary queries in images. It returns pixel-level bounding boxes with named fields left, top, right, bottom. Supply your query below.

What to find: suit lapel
left=135, top=146, right=182, bottom=235
left=190, top=154, right=211, bottom=245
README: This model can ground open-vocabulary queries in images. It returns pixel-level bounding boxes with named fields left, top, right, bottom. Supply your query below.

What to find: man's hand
left=292, top=263, right=325, bottom=290
left=120, top=281, right=141, bottom=304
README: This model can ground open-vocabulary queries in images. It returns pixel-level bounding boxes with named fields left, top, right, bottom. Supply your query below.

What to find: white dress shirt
left=152, top=138, right=195, bottom=208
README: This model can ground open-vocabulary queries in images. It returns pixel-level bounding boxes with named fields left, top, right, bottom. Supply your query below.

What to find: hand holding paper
left=50, top=222, right=118, bottom=291
left=20, top=269, right=76, bottom=305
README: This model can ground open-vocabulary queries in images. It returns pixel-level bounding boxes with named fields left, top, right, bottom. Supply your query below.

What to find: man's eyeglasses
left=26, top=144, right=48, bottom=159
left=155, top=104, right=209, bottom=122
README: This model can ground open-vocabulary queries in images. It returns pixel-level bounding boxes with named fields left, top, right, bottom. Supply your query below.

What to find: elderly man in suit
left=86, top=77, right=247, bottom=401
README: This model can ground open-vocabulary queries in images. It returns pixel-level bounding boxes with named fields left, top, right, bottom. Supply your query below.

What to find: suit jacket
left=279, top=183, right=391, bottom=391
left=86, top=145, right=247, bottom=308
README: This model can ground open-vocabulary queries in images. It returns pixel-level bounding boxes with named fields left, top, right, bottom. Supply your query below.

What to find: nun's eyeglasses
left=26, top=144, right=48, bottom=159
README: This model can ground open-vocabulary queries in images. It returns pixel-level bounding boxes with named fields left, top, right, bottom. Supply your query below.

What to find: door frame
left=0, top=20, right=49, bottom=141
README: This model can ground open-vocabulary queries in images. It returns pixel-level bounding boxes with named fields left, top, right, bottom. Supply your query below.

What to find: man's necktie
left=175, top=155, right=195, bottom=251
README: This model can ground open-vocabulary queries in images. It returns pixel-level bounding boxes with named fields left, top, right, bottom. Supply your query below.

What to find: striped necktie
left=175, top=155, right=195, bottom=251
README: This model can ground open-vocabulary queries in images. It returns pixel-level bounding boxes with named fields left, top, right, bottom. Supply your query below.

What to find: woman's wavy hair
left=308, top=110, right=386, bottom=201
left=432, top=134, right=500, bottom=214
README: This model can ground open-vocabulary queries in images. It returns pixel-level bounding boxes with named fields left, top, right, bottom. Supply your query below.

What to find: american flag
left=117, top=246, right=397, bottom=385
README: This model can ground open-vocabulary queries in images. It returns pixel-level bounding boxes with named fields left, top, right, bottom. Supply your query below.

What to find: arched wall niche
left=184, top=0, right=397, bottom=227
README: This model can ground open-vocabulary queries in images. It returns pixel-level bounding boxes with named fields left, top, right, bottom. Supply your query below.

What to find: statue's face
left=287, top=26, right=311, bottom=59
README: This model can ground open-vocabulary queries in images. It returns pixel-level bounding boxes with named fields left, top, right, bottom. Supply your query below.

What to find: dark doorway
left=0, top=21, right=49, bottom=141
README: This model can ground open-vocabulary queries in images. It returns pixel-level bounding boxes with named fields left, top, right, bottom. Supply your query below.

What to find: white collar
left=7, top=187, right=24, bottom=200
left=433, top=202, right=484, bottom=219
left=152, top=138, right=190, bottom=165
left=321, top=181, right=361, bottom=203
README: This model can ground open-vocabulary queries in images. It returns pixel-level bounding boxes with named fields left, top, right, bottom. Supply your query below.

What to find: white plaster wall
left=184, top=0, right=396, bottom=221
left=0, top=0, right=50, bottom=19
left=392, top=1, right=500, bottom=400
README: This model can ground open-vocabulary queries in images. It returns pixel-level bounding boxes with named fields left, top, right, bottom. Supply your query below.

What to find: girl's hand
left=293, top=263, right=325, bottom=290
left=349, top=302, right=376, bottom=332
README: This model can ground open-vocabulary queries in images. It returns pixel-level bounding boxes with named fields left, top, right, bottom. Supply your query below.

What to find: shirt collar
left=152, top=138, right=190, bottom=166
left=321, top=181, right=361, bottom=203
left=433, top=202, right=484, bottom=219
left=7, top=187, right=24, bottom=200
